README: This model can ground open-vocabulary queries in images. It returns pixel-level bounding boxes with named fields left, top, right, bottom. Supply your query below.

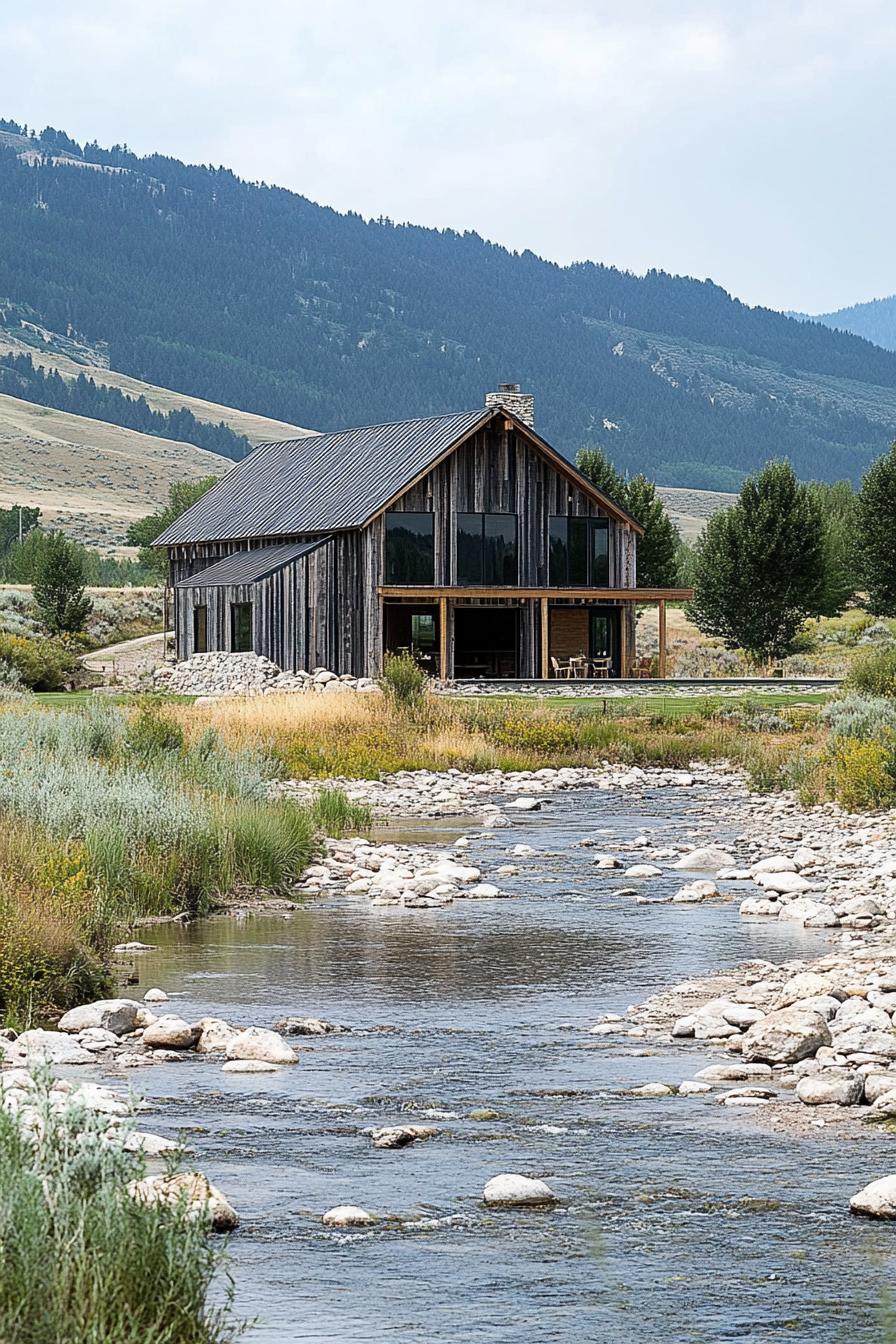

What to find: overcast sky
left=2, top=1, right=892, bottom=314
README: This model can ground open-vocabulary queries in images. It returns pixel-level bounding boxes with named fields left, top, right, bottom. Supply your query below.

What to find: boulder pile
left=153, top=651, right=380, bottom=699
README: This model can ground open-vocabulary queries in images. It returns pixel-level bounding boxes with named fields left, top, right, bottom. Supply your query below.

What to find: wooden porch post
left=620, top=603, right=629, bottom=678
left=439, top=596, right=448, bottom=681
left=658, top=599, right=667, bottom=679
left=540, top=597, right=549, bottom=679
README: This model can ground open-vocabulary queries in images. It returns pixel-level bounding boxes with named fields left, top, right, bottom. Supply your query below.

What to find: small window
left=456, top=513, right=517, bottom=584
left=230, top=602, right=253, bottom=652
left=385, top=512, right=434, bottom=584
left=411, top=613, right=436, bottom=648
left=193, top=604, right=208, bottom=654
left=549, top=517, right=609, bottom=586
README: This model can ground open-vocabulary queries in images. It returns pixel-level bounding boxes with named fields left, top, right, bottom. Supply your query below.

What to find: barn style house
left=156, top=385, right=690, bottom=680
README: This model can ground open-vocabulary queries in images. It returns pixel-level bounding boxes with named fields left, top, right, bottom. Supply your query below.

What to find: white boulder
left=483, top=1173, right=556, bottom=1205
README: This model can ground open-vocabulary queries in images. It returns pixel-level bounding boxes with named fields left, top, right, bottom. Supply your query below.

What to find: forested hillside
left=2, top=118, right=896, bottom=486
left=811, top=295, right=896, bottom=354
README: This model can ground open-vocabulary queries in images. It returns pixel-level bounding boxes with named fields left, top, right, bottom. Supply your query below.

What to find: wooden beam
left=439, top=596, right=448, bottom=681
left=540, top=597, right=549, bottom=679
left=379, top=586, right=694, bottom=601
left=620, top=607, right=629, bottom=678
left=658, top=599, right=667, bottom=679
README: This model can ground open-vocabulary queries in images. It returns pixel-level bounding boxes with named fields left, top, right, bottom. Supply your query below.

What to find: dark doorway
left=454, top=607, right=519, bottom=678
left=383, top=603, right=439, bottom=677
left=589, top=607, right=620, bottom=676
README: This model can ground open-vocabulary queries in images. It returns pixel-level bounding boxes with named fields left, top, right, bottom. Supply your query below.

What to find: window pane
left=591, top=520, right=609, bottom=586
left=484, top=514, right=517, bottom=584
left=549, top=517, right=567, bottom=586
left=411, top=613, right=436, bottom=648
left=193, top=605, right=208, bottom=653
left=456, top=513, right=482, bottom=584
left=385, top=513, right=434, bottom=583
left=568, top=518, right=589, bottom=585
left=231, top=603, right=253, bottom=653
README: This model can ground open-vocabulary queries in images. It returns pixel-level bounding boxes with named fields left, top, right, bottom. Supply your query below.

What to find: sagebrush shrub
left=821, top=693, right=896, bottom=741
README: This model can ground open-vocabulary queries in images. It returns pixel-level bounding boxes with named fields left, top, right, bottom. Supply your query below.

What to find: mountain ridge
left=1, top=117, right=895, bottom=486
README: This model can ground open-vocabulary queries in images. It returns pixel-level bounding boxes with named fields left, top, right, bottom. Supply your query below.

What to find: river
left=124, top=784, right=896, bottom=1343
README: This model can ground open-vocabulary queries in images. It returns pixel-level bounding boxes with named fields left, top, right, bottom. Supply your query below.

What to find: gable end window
left=230, top=602, right=253, bottom=652
left=456, top=513, right=518, bottom=585
left=385, top=512, right=434, bottom=584
left=549, top=517, right=610, bottom=587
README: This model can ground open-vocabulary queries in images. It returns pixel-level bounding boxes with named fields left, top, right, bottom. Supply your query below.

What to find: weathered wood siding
left=168, top=424, right=638, bottom=678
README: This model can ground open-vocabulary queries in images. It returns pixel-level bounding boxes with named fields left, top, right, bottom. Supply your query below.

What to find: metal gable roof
left=174, top=539, right=329, bottom=588
left=154, top=408, right=490, bottom=547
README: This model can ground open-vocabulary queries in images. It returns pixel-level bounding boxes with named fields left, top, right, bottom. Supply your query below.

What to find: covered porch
left=379, top=587, right=694, bottom=680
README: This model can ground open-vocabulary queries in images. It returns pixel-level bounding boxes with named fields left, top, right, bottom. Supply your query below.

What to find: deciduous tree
left=856, top=443, right=896, bottom=614
left=32, top=532, right=93, bottom=636
left=689, top=461, right=825, bottom=665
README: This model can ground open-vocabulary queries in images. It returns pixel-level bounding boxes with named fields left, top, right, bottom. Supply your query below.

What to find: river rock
left=221, top=1059, right=281, bottom=1073
left=225, top=1028, right=298, bottom=1065
left=144, top=988, right=169, bottom=1004
left=127, top=1171, right=239, bottom=1231
left=776, top=972, right=838, bottom=1007
left=673, top=880, right=719, bottom=903
left=624, top=865, right=663, bottom=878
left=850, top=1176, right=896, bottom=1219
left=672, top=847, right=735, bottom=872
left=862, top=1073, right=896, bottom=1104
left=58, top=999, right=141, bottom=1036
left=194, top=1018, right=240, bottom=1053
left=695, top=1063, right=773, bottom=1082
left=756, top=871, right=812, bottom=895
left=368, top=1125, right=439, bottom=1149
left=142, top=1016, right=201, bottom=1050
left=740, top=896, right=782, bottom=917
left=124, top=1131, right=182, bottom=1155
left=796, top=1074, right=865, bottom=1106
left=275, top=1016, right=349, bottom=1035
left=679, top=1080, right=712, bottom=1095
left=506, top=797, right=541, bottom=811
left=832, top=1027, right=896, bottom=1059
left=483, top=1174, right=556, bottom=1205
left=629, top=1082, right=675, bottom=1097
left=13, top=1030, right=95, bottom=1065
left=741, top=1009, right=832, bottom=1064
left=751, top=855, right=798, bottom=875
left=322, top=1205, right=375, bottom=1227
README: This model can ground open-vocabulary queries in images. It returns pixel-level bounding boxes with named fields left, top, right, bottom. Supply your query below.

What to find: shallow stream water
left=117, top=785, right=896, bottom=1343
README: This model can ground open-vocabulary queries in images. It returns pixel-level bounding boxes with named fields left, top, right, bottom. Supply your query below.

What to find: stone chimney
left=485, top=382, right=535, bottom=428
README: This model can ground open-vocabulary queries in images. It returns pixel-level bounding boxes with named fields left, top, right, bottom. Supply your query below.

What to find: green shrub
left=0, top=1072, right=242, bottom=1344
left=821, top=693, right=896, bottom=741
left=126, top=698, right=186, bottom=758
left=380, top=651, right=426, bottom=710
left=308, top=787, right=373, bottom=837
left=847, top=647, right=896, bottom=699
left=0, top=634, right=76, bottom=690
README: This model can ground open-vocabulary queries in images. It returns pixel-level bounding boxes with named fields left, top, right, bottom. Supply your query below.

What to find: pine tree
left=856, top=443, right=896, bottom=614
left=689, top=461, right=826, bottom=664
left=576, top=447, right=625, bottom=501
left=623, top=474, right=681, bottom=587
left=32, top=532, right=93, bottom=635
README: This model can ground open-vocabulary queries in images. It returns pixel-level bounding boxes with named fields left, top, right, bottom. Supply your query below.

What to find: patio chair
left=550, top=656, right=573, bottom=679
left=590, top=656, right=611, bottom=679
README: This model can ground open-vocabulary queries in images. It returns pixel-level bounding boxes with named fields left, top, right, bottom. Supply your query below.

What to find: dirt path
left=81, top=631, right=171, bottom=683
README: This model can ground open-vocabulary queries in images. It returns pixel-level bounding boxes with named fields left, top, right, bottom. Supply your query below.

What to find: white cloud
left=1, top=0, right=895, bottom=311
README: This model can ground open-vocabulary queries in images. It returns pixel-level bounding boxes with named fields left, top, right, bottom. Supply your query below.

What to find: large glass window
left=230, top=602, right=253, bottom=652
left=385, top=512, right=434, bottom=584
left=456, top=513, right=517, bottom=585
left=549, top=517, right=610, bottom=586
left=193, top=604, right=208, bottom=654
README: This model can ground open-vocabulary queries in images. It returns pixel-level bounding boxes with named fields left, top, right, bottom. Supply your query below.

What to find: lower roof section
left=175, top=538, right=329, bottom=589
left=378, top=586, right=694, bottom=601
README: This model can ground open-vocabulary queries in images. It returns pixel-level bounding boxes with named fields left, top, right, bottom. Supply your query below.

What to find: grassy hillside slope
left=0, top=391, right=231, bottom=552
